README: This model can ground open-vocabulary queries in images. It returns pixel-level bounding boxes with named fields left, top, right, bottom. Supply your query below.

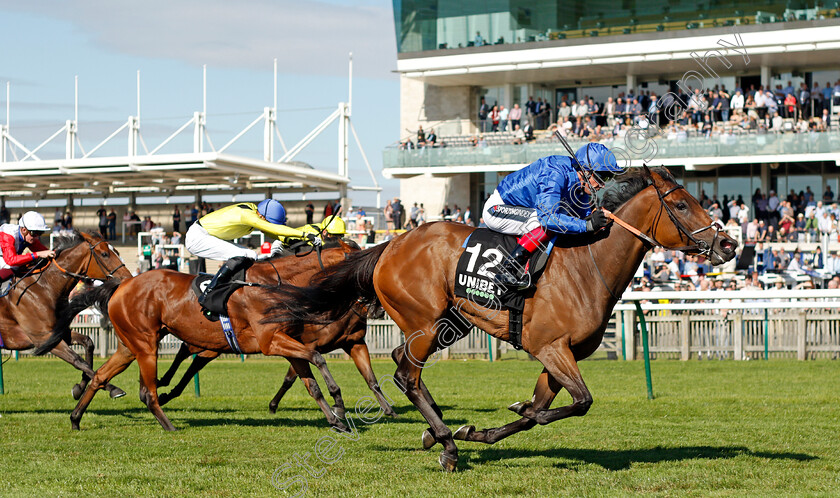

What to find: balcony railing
left=383, top=132, right=840, bottom=170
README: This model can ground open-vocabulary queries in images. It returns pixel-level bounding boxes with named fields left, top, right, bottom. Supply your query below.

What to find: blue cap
left=575, top=143, right=621, bottom=173
left=257, top=199, right=286, bottom=225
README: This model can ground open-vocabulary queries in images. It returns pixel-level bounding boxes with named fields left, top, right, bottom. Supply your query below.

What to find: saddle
left=190, top=258, right=255, bottom=321
left=454, top=228, right=555, bottom=349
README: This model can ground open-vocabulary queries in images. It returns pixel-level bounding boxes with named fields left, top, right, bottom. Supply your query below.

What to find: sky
left=0, top=0, right=400, bottom=207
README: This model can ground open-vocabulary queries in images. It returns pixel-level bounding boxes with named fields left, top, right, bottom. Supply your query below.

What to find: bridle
left=609, top=180, right=723, bottom=259
left=10, top=238, right=126, bottom=305
left=588, top=177, right=724, bottom=301
left=52, top=239, right=127, bottom=284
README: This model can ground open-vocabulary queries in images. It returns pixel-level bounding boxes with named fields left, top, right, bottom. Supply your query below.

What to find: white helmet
left=20, top=211, right=49, bottom=232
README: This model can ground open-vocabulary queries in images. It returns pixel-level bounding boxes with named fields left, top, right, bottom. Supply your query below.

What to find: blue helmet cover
left=257, top=199, right=287, bottom=225
left=574, top=143, right=622, bottom=173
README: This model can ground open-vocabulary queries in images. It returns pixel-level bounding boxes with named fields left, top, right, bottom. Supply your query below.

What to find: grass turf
left=0, top=356, right=838, bottom=496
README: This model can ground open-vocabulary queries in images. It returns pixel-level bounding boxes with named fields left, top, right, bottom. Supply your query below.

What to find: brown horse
left=4, top=231, right=132, bottom=398
left=55, top=242, right=383, bottom=432
left=153, top=256, right=394, bottom=417
left=268, top=167, right=738, bottom=471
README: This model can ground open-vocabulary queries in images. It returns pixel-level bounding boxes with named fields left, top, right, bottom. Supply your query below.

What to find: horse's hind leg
left=135, top=351, right=177, bottom=431
left=392, top=344, right=440, bottom=419
left=268, top=364, right=298, bottom=414
left=70, top=331, right=94, bottom=400
left=394, top=329, right=460, bottom=471
left=71, top=342, right=136, bottom=430
left=158, top=342, right=193, bottom=388
left=49, top=341, right=125, bottom=400
left=454, top=368, right=560, bottom=445
left=286, top=358, right=348, bottom=432
left=310, top=352, right=346, bottom=419
left=158, top=351, right=218, bottom=406
left=348, top=342, right=396, bottom=417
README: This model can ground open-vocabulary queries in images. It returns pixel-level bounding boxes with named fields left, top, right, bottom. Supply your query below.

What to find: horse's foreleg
left=348, top=342, right=396, bottom=417
left=71, top=343, right=135, bottom=430
left=268, top=364, right=298, bottom=414
left=519, top=343, right=593, bottom=425
left=454, top=368, right=560, bottom=445
left=158, top=342, right=193, bottom=388
left=158, top=351, right=218, bottom=406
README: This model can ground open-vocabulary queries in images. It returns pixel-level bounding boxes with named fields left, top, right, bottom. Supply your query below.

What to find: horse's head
left=54, top=232, right=132, bottom=283
left=609, top=166, right=737, bottom=266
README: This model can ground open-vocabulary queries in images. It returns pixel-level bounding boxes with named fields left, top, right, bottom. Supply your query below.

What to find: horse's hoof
left=71, top=384, right=84, bottom=400
left=384, top=408, right=397, bottom=418
left=109, top=388, right=126, bottom=399
left=438, top=451, right=458, bottom=472
left=268, top=403, right=278, bottom=414
left=508, top=400, right=531, bottom=415
left=332, top=421, right=350, bottom=433
left=70, top=419, right=81, bottom=431
left=453, top=425, right=475, bottom=441
left=421, top=428, right=436, bottom=450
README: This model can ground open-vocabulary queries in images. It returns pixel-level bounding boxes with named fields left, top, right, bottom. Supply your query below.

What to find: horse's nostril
left=720, top=240, right=735, bottom=253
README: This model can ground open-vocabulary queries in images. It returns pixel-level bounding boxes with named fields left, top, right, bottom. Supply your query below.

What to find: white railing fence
left=26, top=290, right=840, bottom=362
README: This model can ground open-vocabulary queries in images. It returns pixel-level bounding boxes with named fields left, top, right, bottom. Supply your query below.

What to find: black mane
left=52, top=231, right=86, bottom=255
left=598, top=167, right=676, bottom=212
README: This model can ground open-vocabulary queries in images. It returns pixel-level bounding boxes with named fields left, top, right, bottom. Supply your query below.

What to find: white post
left=193, top=111, right=204, bottom=153
left=263, top=107, right=275, bottom=161
left=65, top=120, right=76, bottom=159
left=128, top=116, right=139, bottom=156
left=338, top=102, right=349, bottom=178
left=3, top=82, right=8, bottom=162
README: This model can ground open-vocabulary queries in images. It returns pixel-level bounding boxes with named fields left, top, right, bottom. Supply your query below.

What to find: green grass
left=1, top=357, right=839, bottom=497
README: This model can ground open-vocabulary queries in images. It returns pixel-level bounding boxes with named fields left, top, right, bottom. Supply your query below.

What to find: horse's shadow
left=459, top=445, right=816, bottom=471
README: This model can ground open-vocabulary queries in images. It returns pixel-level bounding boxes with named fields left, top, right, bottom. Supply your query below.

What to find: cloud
left=0, top=0, right=398, bottom=79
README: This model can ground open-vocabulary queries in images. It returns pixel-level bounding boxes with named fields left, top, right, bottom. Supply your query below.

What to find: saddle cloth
left=190, top=268, right=249, bottom=321
left=454, top=228, right=554, bottom=311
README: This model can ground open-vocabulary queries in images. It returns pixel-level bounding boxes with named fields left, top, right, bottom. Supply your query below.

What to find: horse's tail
left=34, top=279, right=122, bottom=356
left=265, top=240, right=390, bottom=326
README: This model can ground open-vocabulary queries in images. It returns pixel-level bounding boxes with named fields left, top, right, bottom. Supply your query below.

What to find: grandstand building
left=385, top=1, right=840, bottom=221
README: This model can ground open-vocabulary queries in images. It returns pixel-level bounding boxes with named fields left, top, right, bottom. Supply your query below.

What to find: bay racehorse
left=53, top=241, right=385, bottom=432
left=153, top=249, right=394, bottom=417
left=267, top=166, right=738, bottom=471
left=6, top=231, right=131, bottom=398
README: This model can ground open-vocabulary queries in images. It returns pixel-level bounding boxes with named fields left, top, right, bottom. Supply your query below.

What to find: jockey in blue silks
left=482, top=142, right=622, bottom=287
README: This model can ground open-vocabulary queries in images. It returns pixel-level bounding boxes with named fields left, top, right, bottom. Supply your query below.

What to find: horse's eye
left=676, top=202, right=688, bottom=211
left=100, top=252, right=109, bottom=258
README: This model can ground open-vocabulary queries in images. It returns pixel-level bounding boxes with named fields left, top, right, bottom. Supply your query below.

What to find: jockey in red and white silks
left=0, top=211, right=55, bottom=282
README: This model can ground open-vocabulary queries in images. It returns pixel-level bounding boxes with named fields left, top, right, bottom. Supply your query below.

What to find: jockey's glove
left=585, top=209, right=611, bottom=232
left=306, top=233, right=323, bottom=246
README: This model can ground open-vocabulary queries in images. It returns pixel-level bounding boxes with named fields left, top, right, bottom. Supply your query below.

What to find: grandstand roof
left=0, top=152, right=348, bottom=199
left=398, top=20, right=840, bottom=87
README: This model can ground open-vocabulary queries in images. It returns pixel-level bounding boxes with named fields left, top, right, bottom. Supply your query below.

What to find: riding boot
left=494, top=245, right=533, bottom=289
left=198, top=263, right=236, bottom=308
left=494, top=226, right=552, bottom=289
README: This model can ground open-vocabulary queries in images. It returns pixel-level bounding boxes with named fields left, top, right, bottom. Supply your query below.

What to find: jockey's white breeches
left=482, top=189, right=541, bottom=236
left=185, top=222, right=256, bottom=261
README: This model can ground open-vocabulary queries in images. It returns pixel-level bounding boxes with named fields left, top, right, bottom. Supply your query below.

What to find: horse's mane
left=52, top=231, right=86, bottom=256
left=598, top=167, right=676, bottom=212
